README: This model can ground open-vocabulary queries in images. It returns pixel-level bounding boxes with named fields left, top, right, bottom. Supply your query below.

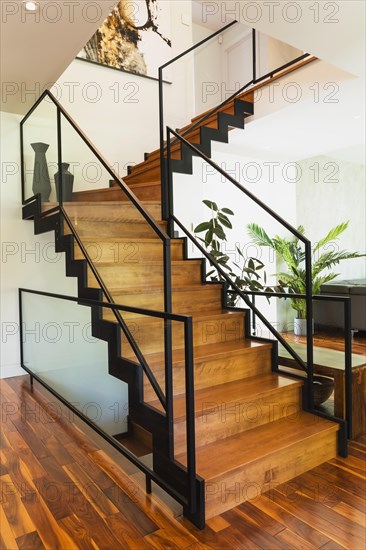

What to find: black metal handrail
left=166, top=127, right=315, bottom=409
left=19, top=288, right=198, bottom=510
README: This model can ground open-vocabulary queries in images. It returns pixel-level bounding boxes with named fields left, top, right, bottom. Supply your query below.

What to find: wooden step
left=72, top=187, right=126, bottom=202
left=142, top=340, right=272, bottom=402
left=109, top=284, right=223, bottom=316
left=117, top=311, right=245, bottom=356
left=64, top=218, right=167, bottom=238
left=72, top=182, right=161, bottom=203
left=149, top=373, right=303, bottom=455
left=63, top=201, right=162, bottom=220
left=175, top=412, right=338, bottom=519
left=90, top=260, right=202, bottom=289
left=74, top=237, right=185, bottom=263
left=124, top=160, right=162, bottom=184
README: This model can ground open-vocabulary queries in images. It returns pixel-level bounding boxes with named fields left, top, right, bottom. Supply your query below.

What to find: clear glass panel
left=22, top=291, right=129, bottom=437
left=59, top=112, right=165, bottom=317
left=172, top=154, right=305, bottom=310
left=60, top=112, right=115, bottom=198
left=258, top=33, right=304, bottom=78
left=163, top=25, right=304, bottom=135
left=22, top=99, right=58, bottom=212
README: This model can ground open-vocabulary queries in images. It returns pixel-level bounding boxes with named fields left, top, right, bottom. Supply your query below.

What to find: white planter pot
left=294, top=318, right=314, bottom=336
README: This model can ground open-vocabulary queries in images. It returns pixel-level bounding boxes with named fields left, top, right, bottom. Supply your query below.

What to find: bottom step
left=175, top=412, right=338, bottom=519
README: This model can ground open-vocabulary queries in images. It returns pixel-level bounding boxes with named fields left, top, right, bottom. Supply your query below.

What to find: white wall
left=51, top=1, right=195, bottom=177
left=296, top=155, right=366, bottom=280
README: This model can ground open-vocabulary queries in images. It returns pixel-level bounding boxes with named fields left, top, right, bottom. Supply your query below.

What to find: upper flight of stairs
left=27, top=53, right=338, bottom=525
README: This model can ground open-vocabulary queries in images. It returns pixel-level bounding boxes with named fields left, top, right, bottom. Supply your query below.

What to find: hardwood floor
left=1, top=375, right=365, bottom=549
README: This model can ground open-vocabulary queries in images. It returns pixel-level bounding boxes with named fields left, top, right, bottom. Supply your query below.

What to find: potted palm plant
left=246, top=221, right=364, bottom=335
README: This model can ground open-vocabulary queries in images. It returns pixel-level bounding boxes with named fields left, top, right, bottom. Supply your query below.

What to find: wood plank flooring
left=1, top=375, right=365, bottom=549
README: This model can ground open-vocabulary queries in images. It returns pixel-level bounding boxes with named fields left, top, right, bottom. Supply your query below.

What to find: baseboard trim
left=0, top=364, right=27, bottom=379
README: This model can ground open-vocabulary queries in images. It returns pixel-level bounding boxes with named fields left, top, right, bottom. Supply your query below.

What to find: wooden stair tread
left=109, top=283, right=221, bottom=294
left=63, top=200, right=161, bottom=206
left=68, top=216, right=166, bottom=224
left=78, top=236, right=183, bottom=244
left=96, top=259, right=201, bottom=267
left=140, top=339, right=271, bottom=368
left=122, top=180, right=161, bottom=188
left=175, top=412, right=338, bottom=479
left=109, top=309, right=243, bottom=323
left=149, top=373, right=303, bottom=418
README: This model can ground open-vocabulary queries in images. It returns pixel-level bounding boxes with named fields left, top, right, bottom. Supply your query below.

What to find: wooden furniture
left=279, top=343, right=366, bottom=438
left=315, top=279, right=366, bottom=332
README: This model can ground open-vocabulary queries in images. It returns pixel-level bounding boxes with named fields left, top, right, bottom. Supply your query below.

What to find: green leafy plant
left=194, top=200, right=269, bottom=305
left=246, top=221, right=364, bottom=319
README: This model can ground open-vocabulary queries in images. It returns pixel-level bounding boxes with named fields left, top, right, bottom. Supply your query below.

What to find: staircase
left=23, top=58, right=340, bottom=527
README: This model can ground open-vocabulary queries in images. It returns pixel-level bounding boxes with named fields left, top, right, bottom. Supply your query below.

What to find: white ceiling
left=0, top=1, right=113, bottom=114
left=193, top=0, right=365, bottom=78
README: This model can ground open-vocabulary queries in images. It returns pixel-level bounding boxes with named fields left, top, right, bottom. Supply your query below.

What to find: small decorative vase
left=54, top=163, right=74, bottom=202
left=31, top=142, right=51, bottom=202
left=313, top=375, right=334, bottom=406
left=294, top=318, right=314, bottom=336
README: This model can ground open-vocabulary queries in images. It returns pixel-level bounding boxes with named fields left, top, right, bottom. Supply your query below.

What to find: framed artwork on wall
left=77, top=0, right=172, bottom=80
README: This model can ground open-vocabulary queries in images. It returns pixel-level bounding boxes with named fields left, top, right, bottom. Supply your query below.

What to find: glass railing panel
left=171, top=151, right=311, bottom=371
left=22, top=99, right=58, bottom=213
left=161, top=24, right=307, bottom=142
left=19, top=290, right=176, bottom=488
left=257, top=33, right=304, bottom=79
left=21, top=291, right=128, bottom=437
left=59, top=112, right=166, bottom=315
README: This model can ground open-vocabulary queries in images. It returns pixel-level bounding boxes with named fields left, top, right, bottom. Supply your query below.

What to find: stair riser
left=174, top=386, right=302, bottom=455
left=127, top=183, right=161, bottom=201
left=119, top=315, right=245, bottom=355
left=204, top=429, right=337, bottom=519
left=64, top=220, right=166, bottom=238
left=71, top=186, right=161, bottom=205
left=146, top=121, right=219, bottom=163
left=125, top=165, right=161, bottom=184
left=64, top=202, right=162, bottom=220
left=143, top=347, right=271, bottom=402
left=91, top=262, right=202, bottom=288
left=108, top=286, right=223, bottom=317
left=74, top=240, right=184, bottom=263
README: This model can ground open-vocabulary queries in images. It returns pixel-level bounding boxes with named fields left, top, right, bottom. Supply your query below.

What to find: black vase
left=54, top=163, right=74, bottom=202
left=31, top=142, right=51, bottom=202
